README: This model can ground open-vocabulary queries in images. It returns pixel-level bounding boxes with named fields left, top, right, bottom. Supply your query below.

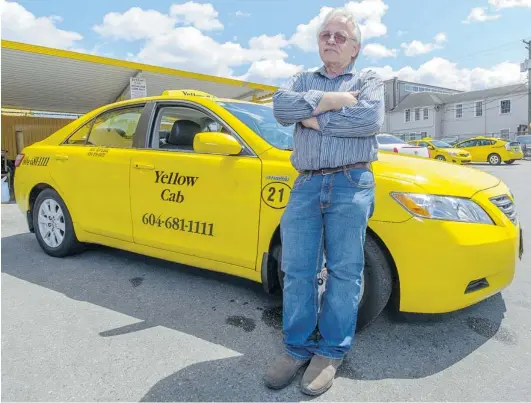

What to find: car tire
left=32, top=188, right=84, bottom=257
left=504, top=160, right=514, bottom=164
left=435, top=155, right=446, bottom=161
left=274, top=232, right=393, bottom=333
left=488, top=153, right=501, bottom=165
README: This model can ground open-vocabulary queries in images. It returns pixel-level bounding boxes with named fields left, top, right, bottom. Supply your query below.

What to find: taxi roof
left=1, top=40, right=277, bottom=115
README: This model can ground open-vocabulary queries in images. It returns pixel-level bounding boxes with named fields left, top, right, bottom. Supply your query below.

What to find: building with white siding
left=382, top=82, right=529, bottom=142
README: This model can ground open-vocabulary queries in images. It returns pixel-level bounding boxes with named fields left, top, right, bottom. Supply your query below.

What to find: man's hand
left=313, top=91, right=359, bottom=115
left=301, top=117, right=320, bottom=130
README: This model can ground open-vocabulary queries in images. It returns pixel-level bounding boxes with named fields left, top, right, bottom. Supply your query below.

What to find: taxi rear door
left=129, top=101, right=262, bottom=270
left=49, top=103, right=149, bottom=242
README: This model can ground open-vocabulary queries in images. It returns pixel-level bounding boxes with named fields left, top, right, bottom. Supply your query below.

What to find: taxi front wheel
left=275, top=232, right=394, bottom=333
left=32, top=188, right=84, bottom=258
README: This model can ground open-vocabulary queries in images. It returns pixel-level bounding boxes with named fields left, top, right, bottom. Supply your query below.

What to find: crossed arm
left=272, top=70, right=385, bottom=137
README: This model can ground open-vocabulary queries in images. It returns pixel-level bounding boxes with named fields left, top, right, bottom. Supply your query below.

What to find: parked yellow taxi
left=408, top=138, right=472, bottom=164
left=453, top=136, right=524, bottom=165
left=13, top=90, right=523, bottom=331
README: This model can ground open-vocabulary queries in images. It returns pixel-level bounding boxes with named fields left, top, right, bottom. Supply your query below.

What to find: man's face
left=318, top=17, right=359, bottom=66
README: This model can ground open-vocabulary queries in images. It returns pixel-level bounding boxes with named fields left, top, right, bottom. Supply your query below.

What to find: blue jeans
left=280, top=166, right=375, bottom=360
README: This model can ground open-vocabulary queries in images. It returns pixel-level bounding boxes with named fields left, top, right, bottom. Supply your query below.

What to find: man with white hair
left=264, top=7, right=384, bottom=395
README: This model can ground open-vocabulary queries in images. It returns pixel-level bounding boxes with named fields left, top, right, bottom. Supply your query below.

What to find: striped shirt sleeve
left=318, top=70, right=385, bottom=137
left=272, top=73, right=325, bottom=126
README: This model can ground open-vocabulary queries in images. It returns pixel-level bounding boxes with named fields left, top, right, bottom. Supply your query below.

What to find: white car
left=376, top=134, right=430, bottom=158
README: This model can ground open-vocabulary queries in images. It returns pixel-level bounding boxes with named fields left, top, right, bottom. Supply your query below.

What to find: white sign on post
left=130, top=77, right=147, bottom=99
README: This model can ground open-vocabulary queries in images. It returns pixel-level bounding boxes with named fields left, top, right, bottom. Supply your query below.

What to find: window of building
left=455, top=104, right=463, bottom=119
left=423, top=108, right=429, bottom=120
left=414, top=108, right=420, bottom=121
left=475, top=101, right=483, bottom=117
left=405, top=109, right=411, bottom=122
left=500, top=100, right=511, bottom=114
left=421, top=131, right=428, bottom=137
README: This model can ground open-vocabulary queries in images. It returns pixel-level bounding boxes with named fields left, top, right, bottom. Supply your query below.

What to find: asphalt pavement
left=2, top=161, right=531, bottom=401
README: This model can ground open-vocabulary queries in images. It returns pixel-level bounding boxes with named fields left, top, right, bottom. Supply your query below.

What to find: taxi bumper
left=371, top=183, right=521, bottom=314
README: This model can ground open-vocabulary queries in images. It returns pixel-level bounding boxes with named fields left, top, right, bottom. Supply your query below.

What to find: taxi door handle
left=133, top=163, right=154, bottom=170
left=55, top=154, right=69, bottom=161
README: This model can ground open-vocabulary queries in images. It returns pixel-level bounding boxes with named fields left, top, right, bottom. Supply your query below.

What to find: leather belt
left=302, top=162, right=370, bottom=176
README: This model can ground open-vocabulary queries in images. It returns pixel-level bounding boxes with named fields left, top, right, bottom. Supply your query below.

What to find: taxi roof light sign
left=162, top=89, right=216, bottom=98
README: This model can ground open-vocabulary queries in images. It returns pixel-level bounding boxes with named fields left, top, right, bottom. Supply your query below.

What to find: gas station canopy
left=1, top=40, right=278, bottom=115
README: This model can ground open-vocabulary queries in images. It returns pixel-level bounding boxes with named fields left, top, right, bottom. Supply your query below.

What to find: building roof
left=392, top=82, right=528, bottom=112
left=392, top=92, right=446, bottom=112
left=1, top=40, right=278, bottom=115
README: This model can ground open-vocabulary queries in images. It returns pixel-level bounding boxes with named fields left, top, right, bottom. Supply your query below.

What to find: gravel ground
left=2, top=161, right=530, bottom=402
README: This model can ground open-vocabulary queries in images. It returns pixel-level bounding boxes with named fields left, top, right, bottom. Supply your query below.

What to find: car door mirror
left=193, top=132, right=243, bottom=155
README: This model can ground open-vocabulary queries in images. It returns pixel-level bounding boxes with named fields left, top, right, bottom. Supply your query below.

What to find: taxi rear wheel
left=488, top=153, right=501, bottom=165
left=33, top=188, right=83, bottom=257
left=274, top=232, right=393, bottom=333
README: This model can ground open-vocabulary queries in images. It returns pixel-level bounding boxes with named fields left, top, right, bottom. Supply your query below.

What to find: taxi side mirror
left=193, top=132, right=243, bottom=155
left=427, top=145, right=435, bottom=150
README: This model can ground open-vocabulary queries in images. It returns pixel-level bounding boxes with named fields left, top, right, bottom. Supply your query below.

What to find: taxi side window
left=458, top=140, right=476, bottom=147
left=86, top=107, right=144, bottom=148
left=65, top=106, right=144, bottom=148
left=66, top=121, right=92, bottom=145
left=151, top=105, right=233, bottom=152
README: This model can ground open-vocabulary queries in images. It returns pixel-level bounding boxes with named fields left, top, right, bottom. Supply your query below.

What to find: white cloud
left=363, top=43, right=398, bottom=59
left=237, top=59, right=304, bottom=84
left=488, top=0, right=531, bottom=8
left=1, top=0, right=82, bottom=49
left=170, top=2, right=223, bottom=31
left=93, top=2, right=223, bottom=40
left=133, top=27, right=298, bottom=79
left=400, top=32, right=447, bottom=56
left=289, top=0, right=389, bottom=51
left=234, top=11, right=251, bottom=17
left=92, top=4, right=301, bottom=82
left=366, top=57, right=526, bottom=91
left=463, top=7, right=501, bottom=23
left=93, top=7, right=177, bottom=40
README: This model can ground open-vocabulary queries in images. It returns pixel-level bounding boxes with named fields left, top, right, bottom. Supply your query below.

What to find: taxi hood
left=373, top=153, right=500, bottom=197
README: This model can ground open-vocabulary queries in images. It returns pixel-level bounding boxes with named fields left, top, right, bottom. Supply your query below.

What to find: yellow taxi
left=408, top=138, right=472, bottom=164
left=453, top=136, right=524, bottom=165
left=13, top=90, right=523, bottom=331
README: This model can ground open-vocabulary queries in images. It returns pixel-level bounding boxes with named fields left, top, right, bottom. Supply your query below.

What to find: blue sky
left=3, top=0, right=530, bottom=90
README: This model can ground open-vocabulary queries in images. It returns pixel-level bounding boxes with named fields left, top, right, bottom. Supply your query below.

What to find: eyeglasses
left=319, top=31, right=355, bottom=45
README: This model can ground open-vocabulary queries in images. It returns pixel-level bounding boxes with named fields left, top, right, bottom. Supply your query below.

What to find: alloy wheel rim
left=37, top=199, right=66, bottom=248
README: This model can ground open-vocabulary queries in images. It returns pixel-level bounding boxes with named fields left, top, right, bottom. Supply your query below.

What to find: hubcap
left=37, top=199, right=66, bottom=248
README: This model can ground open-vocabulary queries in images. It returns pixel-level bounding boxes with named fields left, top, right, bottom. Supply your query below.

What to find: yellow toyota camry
left=13, top=90, right=523, bottom=331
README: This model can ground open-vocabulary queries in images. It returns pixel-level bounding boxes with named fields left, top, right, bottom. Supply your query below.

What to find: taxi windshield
left=217, top=101, right=294, bottom=150
left=431, top=140, right=452, bottom=148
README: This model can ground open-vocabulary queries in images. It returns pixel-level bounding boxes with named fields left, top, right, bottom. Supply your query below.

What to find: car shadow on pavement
left=1, top=233, right=514, bottom=402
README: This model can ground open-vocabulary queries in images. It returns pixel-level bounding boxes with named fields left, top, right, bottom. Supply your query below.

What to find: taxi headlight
left=391, top=192, right=494, bottom=224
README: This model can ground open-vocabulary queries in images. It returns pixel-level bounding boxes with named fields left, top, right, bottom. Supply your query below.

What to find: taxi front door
left=129, top=103, right=262, bottom=270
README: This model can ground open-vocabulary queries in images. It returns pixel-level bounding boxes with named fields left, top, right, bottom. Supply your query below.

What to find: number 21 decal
left=261, top=182, right=291, bottom=209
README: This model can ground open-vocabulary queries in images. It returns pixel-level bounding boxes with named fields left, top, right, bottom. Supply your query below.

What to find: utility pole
left=524, top=40, right=531, bottom=134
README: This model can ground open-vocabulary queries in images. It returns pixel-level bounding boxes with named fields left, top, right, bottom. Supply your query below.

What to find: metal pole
left=524, top=40, right=531, bottom=133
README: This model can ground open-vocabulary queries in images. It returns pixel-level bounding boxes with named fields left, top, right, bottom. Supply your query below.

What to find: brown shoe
left=300, top=355, right=343, bottom=396
left=264, top=353, right=310, bottom=389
